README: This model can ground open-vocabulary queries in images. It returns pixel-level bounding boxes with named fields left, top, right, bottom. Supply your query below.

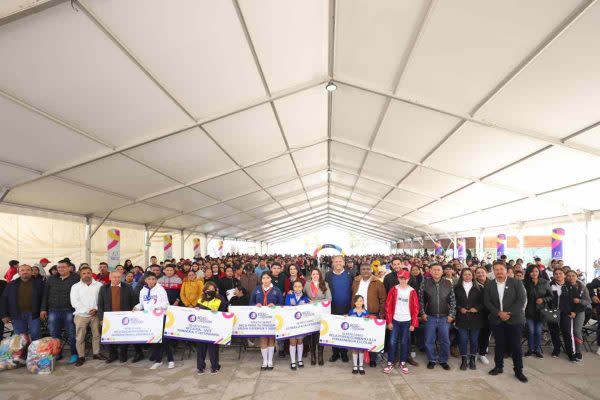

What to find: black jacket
left=383, top=272, right=399, bottom=294
left=0, top=278, right=45, bottom=319
left=97, top=283, right=136, bottom=320
left=419, top=277, right=456, bottom=318
left=41, top=273, right=80, bottom=312
left=454, top=283, right=484, bottom=329
left=550, top=280, right=585, bottom=315
left=483, top=277, right=526, bottom=325
left=524, top=278, right=552, bottom=321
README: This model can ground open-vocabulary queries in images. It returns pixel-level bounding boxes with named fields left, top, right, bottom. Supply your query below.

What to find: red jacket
left=4, top=266, right=17, bottom=281
left=385, top=285, right=420, bottom=328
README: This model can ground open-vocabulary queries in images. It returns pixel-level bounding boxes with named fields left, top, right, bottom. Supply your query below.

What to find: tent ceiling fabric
left=1, top=0, right=600, bottom=243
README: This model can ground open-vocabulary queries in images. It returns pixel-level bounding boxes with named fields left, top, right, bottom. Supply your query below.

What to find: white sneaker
left=478, top=355, right=490, bottom=365
left=596, top=347, right=600, bottom=356
left=168, top=361, right=175, bottom=369
left=150, top=362, right=162, bottom=370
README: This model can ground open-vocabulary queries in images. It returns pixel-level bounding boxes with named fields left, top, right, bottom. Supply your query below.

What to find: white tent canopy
left=1, top=0, right=600, bottom=250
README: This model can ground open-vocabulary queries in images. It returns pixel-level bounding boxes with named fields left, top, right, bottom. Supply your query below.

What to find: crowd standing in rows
left=0, top=251, right=598, bottom=382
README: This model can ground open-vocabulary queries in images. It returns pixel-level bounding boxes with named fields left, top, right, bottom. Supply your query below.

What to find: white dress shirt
left=357, top=278, right=371, bottom=310
left=70, top=279, right=103, bottom=317
left=496, top=280, right=506, bottom=311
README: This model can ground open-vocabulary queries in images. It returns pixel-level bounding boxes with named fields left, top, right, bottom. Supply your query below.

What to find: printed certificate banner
left=319, top=313, right=386, bottom=352
left=275, top=303, right=322, bottom=339
left=101, top=310, right=164, bottom=344
left=163, top=306, right=234, bottom=345
left=229, top=306, right=277, bottom=337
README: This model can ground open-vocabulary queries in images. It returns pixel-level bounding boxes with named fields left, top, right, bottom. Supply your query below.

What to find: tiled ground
left=1, top=346, right=598, bottom=400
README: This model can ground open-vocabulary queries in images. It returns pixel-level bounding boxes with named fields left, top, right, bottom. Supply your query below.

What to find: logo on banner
left=294, top=311, right=302, bottom=320
left=188, top=314, right=197, bottom=323
left=121, top=317, right=130, bottom=326
left=341, top=322, right=350, bottom=331
left=249, top=312, right=258, bottom=320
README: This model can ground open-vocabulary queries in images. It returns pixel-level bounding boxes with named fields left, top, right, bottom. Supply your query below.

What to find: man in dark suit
left=98, top=271, right=141, bottom=363
left=483, top=260, right=528, bottom=383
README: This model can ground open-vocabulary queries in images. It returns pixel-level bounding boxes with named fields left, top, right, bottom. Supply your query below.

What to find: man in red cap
left=38, top=258, right=51, bottom=278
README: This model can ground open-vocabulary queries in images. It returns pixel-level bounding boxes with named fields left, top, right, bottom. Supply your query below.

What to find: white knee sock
left=297, top=343, right=304, bottom=360
left=358, top=352, right=364, bottom=367
left=267, top=346, right=274, bottom=366
left=261, top=348, right=268, bottom=366
left=352, top=352, right=358, bottom=366
left=290, top=345, right=297, bottom=363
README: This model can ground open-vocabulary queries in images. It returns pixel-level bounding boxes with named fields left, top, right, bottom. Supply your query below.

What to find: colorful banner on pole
left=163, top=235, right=173, bottom=260
left=107, top=229, right=120, bottom=270
left=551, top=228, right=565, bottom=260
left=496, top=234, right=506, bottom=258
left=193, top=238, right=201, bottom=258
left=229, top=306, right=277, bottom=337
left=434, top=240, right=443, bottom=255
left=101, top=310, right=164, bottom=344
left=319, top=313, right=386, bottom=352
left=218, top=240, right=224, bottom=256
left=163, top=306, right=234, bottom=345
left=457, top=237, right=466, bottom=259
left=274, top=301, right=331, bottom=339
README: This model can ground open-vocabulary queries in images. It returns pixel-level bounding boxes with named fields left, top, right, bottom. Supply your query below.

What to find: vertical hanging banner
left=496, top=234, right=506, bottom=258
left=434, top=240, right=443, bottom=255
left=551, top=228, right=565, bottom=260
left=107, top=229, right=120, bottom=270
left=193, top=238, right=201, bottom=258
left=457, top=238, right=466, bottom=259
left=218, top=240, right=224, bottom=256
left=163, top=235, right=173, bottom=260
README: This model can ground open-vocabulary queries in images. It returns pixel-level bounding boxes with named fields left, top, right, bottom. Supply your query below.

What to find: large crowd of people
left=0, top=251, right=598, bottom=383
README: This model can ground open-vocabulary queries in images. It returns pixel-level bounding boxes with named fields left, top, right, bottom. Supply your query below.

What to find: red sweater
left=385, top=285, right=420, bottom=328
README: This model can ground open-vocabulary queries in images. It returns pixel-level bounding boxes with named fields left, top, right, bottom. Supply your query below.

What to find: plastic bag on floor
left=26, top=337, right=62, bottom=375
left=0, top=334, right=31, bottom=371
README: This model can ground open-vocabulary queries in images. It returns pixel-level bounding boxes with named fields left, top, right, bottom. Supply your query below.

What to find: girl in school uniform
left=348, top=295, right=369, bottom=375
left=250, top=272, right=284, bottom=370
left=284, top=280, right=311, bottom=370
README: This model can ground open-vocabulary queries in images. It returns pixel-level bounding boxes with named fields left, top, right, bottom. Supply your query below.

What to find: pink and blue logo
left=249, top=312, right=258, bottom=320
left=341, top=322, right=350, bottom=331
left=188, top=314, right=197, bottom=323
left=294, top=311, right=302, bottom=320
left=121, top=317, right=130, bottom=326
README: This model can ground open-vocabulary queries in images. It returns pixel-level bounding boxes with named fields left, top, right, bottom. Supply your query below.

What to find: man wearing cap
left=38, top=258, right=50, bottom=278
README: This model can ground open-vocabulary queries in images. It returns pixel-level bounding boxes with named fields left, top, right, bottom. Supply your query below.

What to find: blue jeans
left=12, top=313, right=41, bottom=340
left=526, top=319, right=543, bottom=352
left=48, top=310, right=77, bottom=356
left=387, top=320, right=411, bottom=364
left=424, top=316, right=450, bottom=363
left=457, top=327, right=479, bottom=356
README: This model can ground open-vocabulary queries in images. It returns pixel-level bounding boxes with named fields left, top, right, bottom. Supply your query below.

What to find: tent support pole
left=85, top=216, right=92, bottom=265
left=144, top=225, right=150, bottom=268
left=180, top=229, right=185, bottom=259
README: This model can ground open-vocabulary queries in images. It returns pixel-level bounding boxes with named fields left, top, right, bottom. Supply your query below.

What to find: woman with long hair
left=284, top=264, right=306, bottom=294
left=566, top=269, right=586, bottom=362
left=548, top=268, right=578, bottom=361
left=303, top=268, right=331, bottom=366
left=454, top=268, right=484, bottom=370
left=523, top=264, right=551, bottom=358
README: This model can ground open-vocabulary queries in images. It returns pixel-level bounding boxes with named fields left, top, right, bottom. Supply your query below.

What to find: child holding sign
left=383, top=270, right=419, bottom=374
left=250, top=272, right=283, bottom=370
left=196, top=281, right=226, bottom=375
left=348, top=295, right=369, bottom=375
left=284, top=280, right=310, bottom=370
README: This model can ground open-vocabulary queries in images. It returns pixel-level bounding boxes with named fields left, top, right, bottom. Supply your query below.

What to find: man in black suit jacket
left=97, top=271, right=140, bottom=363
left=483, top=261, right=527, bottom=383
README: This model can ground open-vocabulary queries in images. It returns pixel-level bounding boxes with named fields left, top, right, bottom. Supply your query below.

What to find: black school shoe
left=75, top=357, right=85, bottom=367
left=440, top=363, right=451, bottom=370
left=514, top=370, right=528, bottom=383
left=358, top=366, right=365, bottom=375
left=488, top=367, right=503, bottom=375
left=427, top=362, right=435, bottom=369
left=352, top=366, right=358, bottom=374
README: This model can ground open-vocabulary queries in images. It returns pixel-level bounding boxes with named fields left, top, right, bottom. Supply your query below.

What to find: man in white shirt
left=70, top=265, right=104, bottom=366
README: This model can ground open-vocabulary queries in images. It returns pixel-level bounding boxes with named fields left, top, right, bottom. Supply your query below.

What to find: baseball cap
left=40, top=258, right=50, bottom=264
left=397, top=270, right=410, bottom=280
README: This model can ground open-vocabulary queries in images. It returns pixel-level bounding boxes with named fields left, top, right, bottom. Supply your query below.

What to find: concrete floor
left=1, top=346, right=599, bottom=400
